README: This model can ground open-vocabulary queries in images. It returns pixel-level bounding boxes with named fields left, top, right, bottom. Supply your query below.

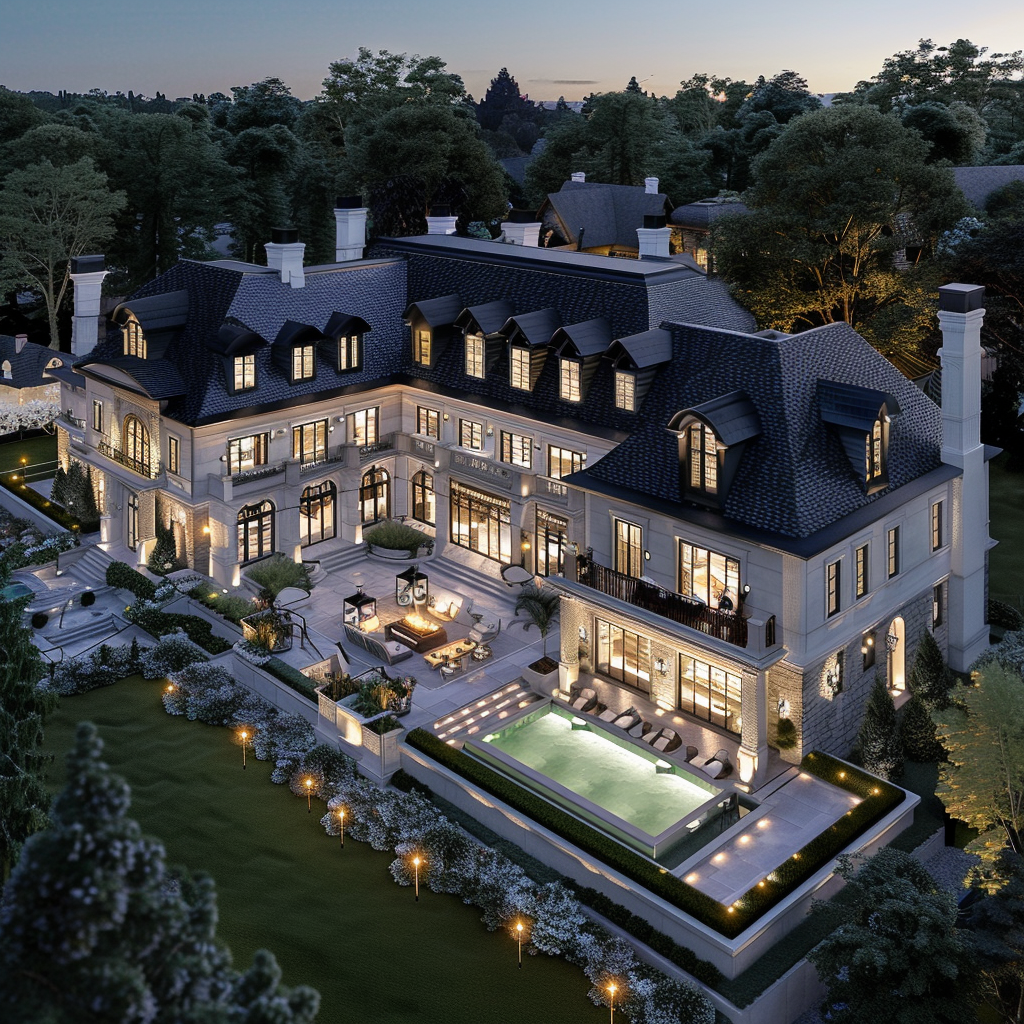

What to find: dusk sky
left=2, top=0, right=1022, bottom=102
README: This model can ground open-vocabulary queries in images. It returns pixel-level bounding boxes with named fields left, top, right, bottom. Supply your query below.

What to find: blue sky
left=2, top=0, right=1021, bottom=101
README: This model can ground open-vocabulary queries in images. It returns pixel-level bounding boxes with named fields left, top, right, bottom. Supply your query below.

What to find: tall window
left=233, top=354, right=256, bottom=391
left=227, top=433, right=269, bottom=474
left=122, top=415, right=150, bottom=476
left=500, top=431, right=532, bottom=469
left=688, top=422, right=718, bottom=495
left=291, top=344, right=315, bottom=382
left=449, top=481, right=511, bottom=562
left=337, top=334, right=361, bottom=371
left=547, top=445, right=585, bottom=480
left=933, top=582, right=944, bottom=628
left=614, top=371, right=636, bottom=411
left=126, top=493, right=139, bottom=551
left=168, top=436, right=181, bottom=476
left=866, top=415, right=888, bottom=487
left=347, top=408, right=378, bottom=447
left=826, top=559, right=841, bottom=617
left=414, top=329, right=431, bottom=365
left=417, top=407, right=440, bottom=439
left=679, top=655, right=742, bottom=734
left=360, top=467, right=389, bottom=523
left=292, top=420, right=327, bottom=465
left=465, top=332, right=484, bottom=378
left=596, top=619, right=652, bottom=693
left=931, top=501, right=944, bottom=551
left=238, top=500, right=274, bottom=563
left=559, top=358, right=581, bottom=402
left=887, top=526, right=900, bottom=578
left=92, top=400, right=103, bottom=432
left=614, top=519, right=643, bottom=578
left=855, top=544, right=869, bottom=599
left=536, top=509, right=568, bottom=578
left=510, top=347, right=531, bottom=390
left=123, top=317, right=145, bottom=358
left=678, top=542, right=740, bottom=609
left=412, top=470, right=435, bottom=525
left=459, top=419, right=483, bottom=450
left=300, top=481, right=336, bottom=546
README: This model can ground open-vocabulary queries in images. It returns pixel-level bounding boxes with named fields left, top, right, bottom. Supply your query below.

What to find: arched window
left=688, top=421, right=718, bottom=495
left=865, top=413, right=889, bottom=488
left=300, top=481, right=336, bottom=547
left=122, top=415, right=151, bottom=476
left=237, top=500, right=275, bottom=563
left=412, top=470, right=435, bottom=525
left=126, top=492, right=139, bottom=551
left=1, top=360, right=11, bottom=380
left=123, top=316, right=146, bottom=358
left=360, top=467, right=390, bottom=524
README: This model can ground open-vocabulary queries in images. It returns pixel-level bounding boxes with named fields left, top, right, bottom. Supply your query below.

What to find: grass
left=41, top=678, right=605, bottom=1024
left=989, top=456, right=1024, bottom=609
left=0, top=433, right=57, bottom=480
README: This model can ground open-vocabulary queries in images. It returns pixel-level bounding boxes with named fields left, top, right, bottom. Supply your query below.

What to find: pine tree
left=49, top=465, right=69, bottom=509
left=0, top=572, right=55, bottom=880
left=0, top=722, right=320, bottom=1023
left=81, top=464, right=100, bottom=529
left=859, top=674, right=904, bottom=779
left=909, top=630, right=953, bottom=709
left=899, top=692, right=945, bottom=762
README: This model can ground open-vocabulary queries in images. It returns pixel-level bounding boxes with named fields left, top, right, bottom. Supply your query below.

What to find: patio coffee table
left=423, top=638, right=477, bottom=670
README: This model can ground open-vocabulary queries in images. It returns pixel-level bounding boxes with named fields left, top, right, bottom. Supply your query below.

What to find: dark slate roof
left=502, top=308, right=562, bottom=347
left=576, top=321, right=942, bottom=539
left=671, top=199, right=751, bottom=230
left=324, top=312, right=372, bottom=337
left=818, top=381, right=900, bottom=431
left=614, top=328, right=672, bottom=368
left=76, top=355, right=187, bottom=399
left=553, top=318, right=612, bottom=357
left=952, top=165, right=1024, bottom=211
left=112, top=290, right=189, bottom=332
left=0, top=335, right=63, bottom=389
left=455, top=301, right=514, bottom=335
left=404, top=294, right=462, bottom=327
left=682, top=391, right=761, bottom=446
left=543, top=182, right=673, bottom=249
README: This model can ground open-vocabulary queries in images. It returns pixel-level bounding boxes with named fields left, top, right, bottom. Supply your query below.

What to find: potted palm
left=514, top=582, right=560, bottom=688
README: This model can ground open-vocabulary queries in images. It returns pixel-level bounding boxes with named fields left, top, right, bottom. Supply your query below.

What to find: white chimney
left=265, top=228, right=305, bottom=288
left=570, top=171, right=586, bottom=183
left=501, top=211, right=541, bottom=247
left=69, top=255, right=108, bottom=357
left=334, top=197, right=367, bottom=261
left=937, top=282, right=989, bottom=671
left=637, top=215, right=671, bottom=258
left=425, top=206, right=457, bottom=235
left=15, top=334, right=28, bottom=354
left=645, top=177, right=660, bottom=194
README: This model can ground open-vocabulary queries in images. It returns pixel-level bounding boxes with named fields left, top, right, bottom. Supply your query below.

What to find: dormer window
left=510, top=347, right=531, bottom=390
left=689, top=422, right=718, bottom=495
left=291, top=343, right=315, bottom=382
left=1, top=360, right=10, bottom=380
left=414, top=329, right=431, bottom=366
left=865, top=413, right=890, bottom=489
left=818, top=382, right=898, bottom=494
left=338, top=334, right=362, bottom=371
left=465, top=332, right=485, bottom=378
left=123, top=316, right=146, bottom=358
left=614, top=371, right=636, bottom=411
left=234, top=354, right=256, bottom=391
left=560, top=358, right=581, bottom=402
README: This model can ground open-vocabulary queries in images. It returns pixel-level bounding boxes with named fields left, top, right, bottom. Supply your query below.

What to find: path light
left=413, top=855, right=422, bottom=901
left=239, top=730, right=248, bottom=770
left=516, top=920, right=524, bottom=969
left=305, top=777, right=313, bottom=813
left=608, top=982, right=617, bottom=1023
left=338, top=807, right=345, bottom=848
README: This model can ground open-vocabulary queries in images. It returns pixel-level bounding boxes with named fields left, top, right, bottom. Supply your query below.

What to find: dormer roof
left=454, top=301, right=514, bottom=336
left=670, top=391, right=761, bottom=446
left=403, top=294, right=462, bottom=328
left=552, top=318, right=612, bottom=358
left=500, top=308, right=562, bottom=347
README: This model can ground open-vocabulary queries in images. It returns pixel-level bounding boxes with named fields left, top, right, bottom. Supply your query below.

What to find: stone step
left=432, top=681, right=543, bottom=742
left=41, top=610, right=116, bottom=648
left=316, top=543, right=368, bottom=578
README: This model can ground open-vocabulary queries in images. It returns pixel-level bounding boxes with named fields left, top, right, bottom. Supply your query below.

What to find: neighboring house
left=539, top=176, right=674, bottom=255
left=670, top=197, right=750, bottom=270
left=0, top=334, right=64, bottom=406
left=57, top=213, right=990, bottom=790
left=953, top=164, right=1024, bottom=212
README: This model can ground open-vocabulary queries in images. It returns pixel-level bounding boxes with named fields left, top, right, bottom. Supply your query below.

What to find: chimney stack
left=637, top=214, right=671, bottom=258
left=334, top=196, right=367, bottom=262
left=644, top=177, right=660, bottom=195
left=265, top=228, right=305, bottom=288
left=69, top=255, right=108, bottom=357
left=15, top=334, right=28, bottom=354
left=937, top=282, right=989, bottom=671
left=425, top=205, right=457, bottom=236
left=501, top=209, right=541, bottom=247
left=570, top=171, right=586, bottom=183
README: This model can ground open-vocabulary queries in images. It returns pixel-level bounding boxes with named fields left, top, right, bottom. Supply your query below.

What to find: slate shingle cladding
left=578, top=321, right=942, bottom=539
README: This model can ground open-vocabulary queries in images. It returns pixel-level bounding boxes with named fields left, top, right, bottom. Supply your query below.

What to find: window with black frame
left=300, top=481, right=336, bottom=546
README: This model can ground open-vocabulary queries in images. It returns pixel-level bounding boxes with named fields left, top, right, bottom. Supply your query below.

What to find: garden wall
left=228, top=652, right=320, bottom=728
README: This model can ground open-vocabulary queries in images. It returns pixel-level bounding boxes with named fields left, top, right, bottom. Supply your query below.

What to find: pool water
left=482, top=706, right=715, bottom=838
left=1, top=581, right=34, bottom=601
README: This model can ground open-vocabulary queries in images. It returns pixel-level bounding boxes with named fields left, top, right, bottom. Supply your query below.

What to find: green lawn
left=989, top=456, right=1024, bottom=608
left=42, top=678, right=605, bottom=1024
left=0, top=433, right=57, bottom=481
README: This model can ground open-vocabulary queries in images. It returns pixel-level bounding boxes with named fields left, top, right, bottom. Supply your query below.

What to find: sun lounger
left=640, top=728, right=663, bottom=745
left=598, top=707, right=620, bottom=722
left=612, top=709, right=640, bottom=729
left=701, top=750, right=733, bottom=779
left=684, top=745, right=699, bottom=763
left=627, top=720, right=648, bottom=738
left=570, top=687, right=598, bottom=712
left=652, top=729, right=681, bottom=753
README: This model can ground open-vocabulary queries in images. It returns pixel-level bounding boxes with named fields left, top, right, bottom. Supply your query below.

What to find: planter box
left=521, top=663, right=558, bottom=690
left=367, top=544, right=433, bottom=561
left=362, top=724, right=404, bottom=775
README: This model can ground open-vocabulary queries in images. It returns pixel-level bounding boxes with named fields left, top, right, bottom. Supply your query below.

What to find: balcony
left=577, top=555, right=748, bottom=648
left=359, top=433, right=396, bottom=461
left=97, top=440, right=160, bottom=479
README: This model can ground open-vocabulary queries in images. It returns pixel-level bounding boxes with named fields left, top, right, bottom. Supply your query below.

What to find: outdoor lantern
left=343, top=587, right=377, bottom=628
left=395, top=565, right=429, bottom=607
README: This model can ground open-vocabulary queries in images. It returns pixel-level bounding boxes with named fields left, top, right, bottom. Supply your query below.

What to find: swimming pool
left=465, top=703, right=723, bottom=858
left=1, top=581, right=34, bottom=602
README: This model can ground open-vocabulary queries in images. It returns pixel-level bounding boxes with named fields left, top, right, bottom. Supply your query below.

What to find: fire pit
left=387, top=612, right=448, bottom=653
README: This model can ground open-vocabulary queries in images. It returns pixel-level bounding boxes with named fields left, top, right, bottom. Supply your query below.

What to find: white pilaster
left=70, top=265, right=108, bottom=357
left=334, top=206, right=367, bottom=262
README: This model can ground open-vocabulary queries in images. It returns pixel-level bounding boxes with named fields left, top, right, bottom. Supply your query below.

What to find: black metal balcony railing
left=577, top=556, right=748, bottom=648
left=97, top=441, right=159, bottom=479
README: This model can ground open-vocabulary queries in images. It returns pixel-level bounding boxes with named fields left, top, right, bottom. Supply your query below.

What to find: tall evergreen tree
left=909, top=630, right=954, bottom=709
left=858, top=674, right=904, bottom=779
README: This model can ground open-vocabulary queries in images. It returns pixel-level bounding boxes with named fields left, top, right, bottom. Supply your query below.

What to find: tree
left=858, top=675, right=903, bottom=780
left=908, top=630, right=954, bottom=709
left=808, top=847, right=980, bottom=1023
left=222, top=77, right=303, bottom=134
left=902, top=101, right=987, bottom=164
left=514, top=582, right=560, bottom=660
left=0, top=568, right=55, bottom=881
left=0, top=722, right=320, bottom=1023
left=0, top=157, right=125, bottom=348
left=934, top=664, right=1024, bottom=873
left=899, top=692, right=945, bottom=762
left=476, top=68, right=534, bottom=132
left=713, top=105, right=967, bottom=347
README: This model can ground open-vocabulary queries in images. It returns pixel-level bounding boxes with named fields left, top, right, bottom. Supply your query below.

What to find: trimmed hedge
left=188, top=584, right=254, bottom=624
left=264, top=657, right=319, bottom=703
left=406, top=729, right=905, bottom=939
left=106, top=561, right=157, bottom=600
left=0, top=472, right=91, bottom=532
left=129, top=606, right=232, bottom=654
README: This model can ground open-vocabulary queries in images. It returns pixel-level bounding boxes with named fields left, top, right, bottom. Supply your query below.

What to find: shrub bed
left=407, top=730, right=905, bottom=939
left=188, top=584, right=254, bottom=624
left=364, top=520, right=431, bottom=556
left=126, top=604, right=233, bottom=654
left=264, top=657, right=319, bottom=702
left=0, top=472, right=88, bottom=532
left=106, top=561, right=157, bottom=600
left=243, top=553, right=312, bottom=598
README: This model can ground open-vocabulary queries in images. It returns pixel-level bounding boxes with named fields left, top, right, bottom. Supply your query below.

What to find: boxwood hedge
left=264, top=657, right=319, bottom=703
left=106, top=561, right=157, bottom=600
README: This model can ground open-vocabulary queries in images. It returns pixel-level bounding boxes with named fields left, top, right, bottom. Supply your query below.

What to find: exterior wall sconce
left=443, top=413, right=450, bottom=421
left=644, top=550, right=651, bottom=561
left=202, top=525, right=211, bottom=535
left=777, top=698, right=790, bottom=718
left=885, top=631, right=900, bottom=653
left=276, top=428, right=287, bottom=436
left=434, top=459, right=440, bottom=469
left=654, top=657, right=668, bottom=676
left=486, top=426, right=494, bottom=436
left=328, top=425, right=335, bottom=432
left=335, top=415, right=345, bottom=423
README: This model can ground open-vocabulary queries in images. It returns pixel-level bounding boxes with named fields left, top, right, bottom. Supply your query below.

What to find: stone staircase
left=431, top=680, right=543, bottom=744
left=65, top=545, right=115, bottom=586
left=315, top=543, right=368, bottom=578
left=41, top=610, right=117, bottom=649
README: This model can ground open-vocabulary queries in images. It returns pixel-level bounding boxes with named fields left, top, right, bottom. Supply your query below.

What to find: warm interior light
left=403, top=612, right=439, bottom=633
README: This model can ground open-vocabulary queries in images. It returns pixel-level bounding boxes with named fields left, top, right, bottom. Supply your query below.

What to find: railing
left=359, top=434, right=396, bottom=461
left=97, top=441, right=160, bottom=479
left=232, top=463, right=286, bottom=484
left=577, top=556, right=748, bottom=648
left=299, top=451, right=346, bottom=474
left=60, top=410, right=86, bottom=429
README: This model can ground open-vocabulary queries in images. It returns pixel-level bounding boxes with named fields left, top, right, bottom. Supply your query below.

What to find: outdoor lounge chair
left=597, top=706, right=621, bottom=722
left=701, top=750, right=733, bottom=779
left=640, top=727, right=663, bottom=745
left=612, top=709, right=641, bottom=730
left=684, top=745, right=699, bottom=763
left=627, top=719, right=650, bottom=739
left=652, top=729, right=682, bottom=753
left=570, top=687, right=598, bottom=712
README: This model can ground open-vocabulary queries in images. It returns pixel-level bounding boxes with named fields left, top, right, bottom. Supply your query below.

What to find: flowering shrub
left=234, top=638, right=273, bottom=666
left=140, top=631, right=209, bottom=678
left=0, top=399, right=60, bottom=434
left=42, top=641, right=145, bottom=696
